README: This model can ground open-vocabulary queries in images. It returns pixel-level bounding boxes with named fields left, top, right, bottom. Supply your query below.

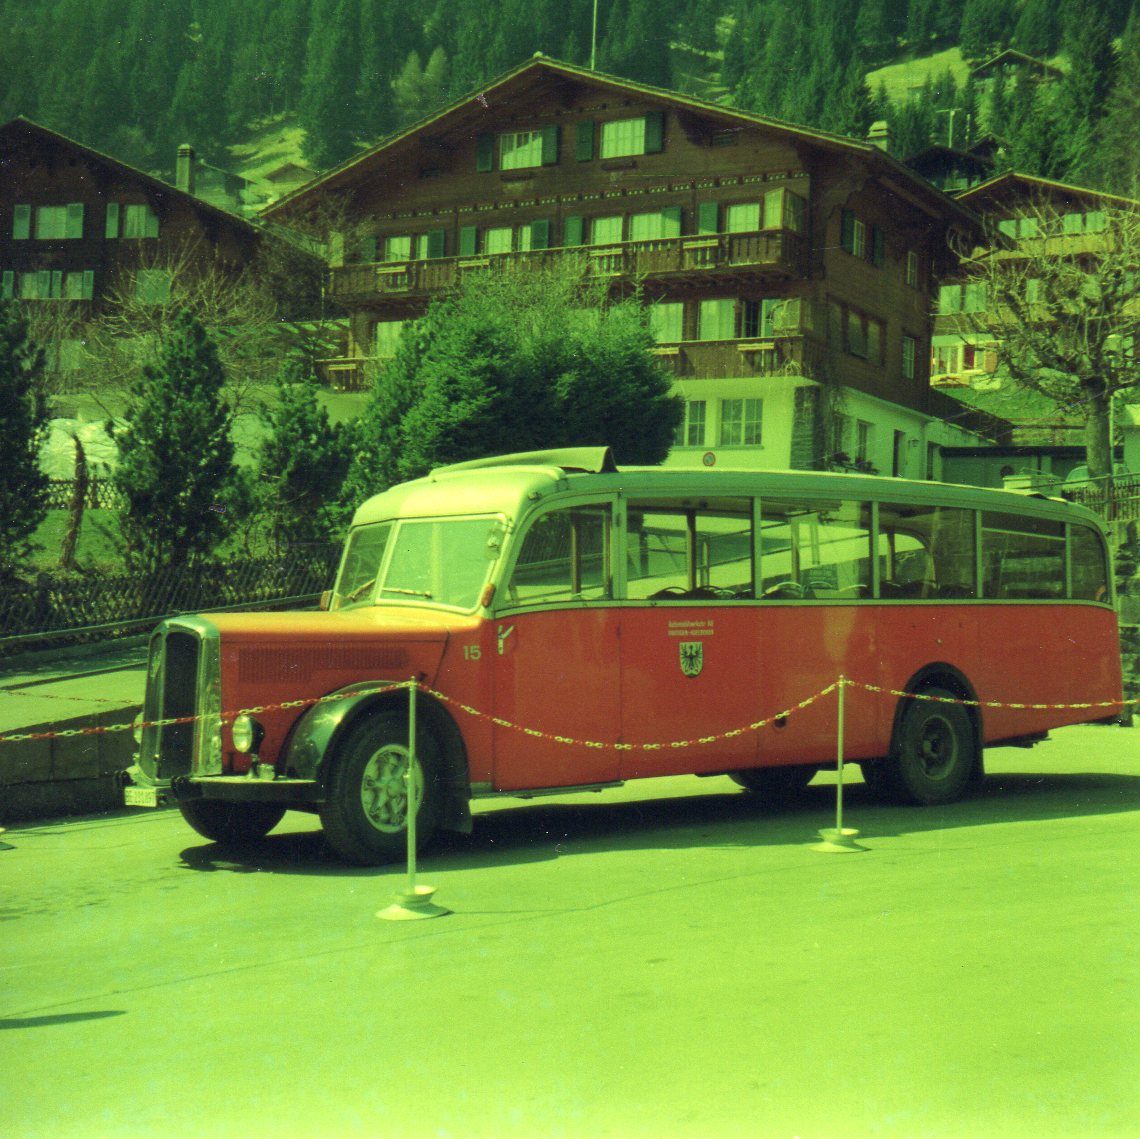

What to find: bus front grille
left=155, top=630, right=200, bottom=780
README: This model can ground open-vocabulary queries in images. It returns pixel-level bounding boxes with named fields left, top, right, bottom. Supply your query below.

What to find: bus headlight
left=231, top=714, right=264, bottom=754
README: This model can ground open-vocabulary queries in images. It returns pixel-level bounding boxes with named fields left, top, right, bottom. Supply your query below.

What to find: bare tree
left=952, top=202, right=1140, bottom=488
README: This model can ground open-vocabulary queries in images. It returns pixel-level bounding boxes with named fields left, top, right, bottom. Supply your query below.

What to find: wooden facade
left=267, top=57, right=991, bottom=471
left=0, top=117, right=263, bottom=314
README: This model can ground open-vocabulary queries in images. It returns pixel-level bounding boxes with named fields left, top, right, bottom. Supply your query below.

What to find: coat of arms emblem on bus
left=679, top=641, right=704, bottom=678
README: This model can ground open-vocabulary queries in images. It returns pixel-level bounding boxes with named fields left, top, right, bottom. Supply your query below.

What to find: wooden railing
left=328, top=230, right=807, bottom=301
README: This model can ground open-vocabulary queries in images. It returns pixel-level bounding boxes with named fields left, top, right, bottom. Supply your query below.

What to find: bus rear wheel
left=319, top=710, right=443, bottom=865
left=731, top=765, right=817, bottom=802
left=886, top=687, right=976, bottom=805
left=178, top=800, right=286, bottom=844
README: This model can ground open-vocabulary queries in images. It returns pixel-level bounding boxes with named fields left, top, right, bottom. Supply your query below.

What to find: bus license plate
left=124, top=786, right=158, bottom=808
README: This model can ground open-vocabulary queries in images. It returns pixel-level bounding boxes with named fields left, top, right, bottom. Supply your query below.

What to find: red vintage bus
left=124, top=448, right=1124, bottom=863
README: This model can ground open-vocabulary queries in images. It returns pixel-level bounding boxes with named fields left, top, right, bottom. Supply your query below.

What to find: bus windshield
left=334, top=516, right=505, bottom=610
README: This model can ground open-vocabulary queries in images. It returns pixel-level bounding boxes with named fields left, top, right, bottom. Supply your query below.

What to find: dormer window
left=599, top=112, right=665, bottom=158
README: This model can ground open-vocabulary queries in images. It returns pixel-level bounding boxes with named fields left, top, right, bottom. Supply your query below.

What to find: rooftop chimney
left=867, top=121, right=892, bottom=153
left=176, top=144, right=195, bottom=194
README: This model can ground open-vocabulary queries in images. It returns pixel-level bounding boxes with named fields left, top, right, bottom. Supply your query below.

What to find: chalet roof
left=0, top=116, right=264, bottom=238
left=970, top=50, right=1065, bottom=81
left=957, top=171, right=1140, bottom=212
left=262, top=55, right=983, bottom=232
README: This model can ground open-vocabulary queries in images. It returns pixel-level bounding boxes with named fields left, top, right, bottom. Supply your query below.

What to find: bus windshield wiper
left=380, top=586, right=433, bottom=598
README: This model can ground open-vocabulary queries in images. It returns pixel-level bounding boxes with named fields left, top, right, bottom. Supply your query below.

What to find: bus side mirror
left=319, top=590, right=332, bottom=611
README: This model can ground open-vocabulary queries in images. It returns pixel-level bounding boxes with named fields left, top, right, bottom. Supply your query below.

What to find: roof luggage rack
left=432, top=447, right=618, bottom=477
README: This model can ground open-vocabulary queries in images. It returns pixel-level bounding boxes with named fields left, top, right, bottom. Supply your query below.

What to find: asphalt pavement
left=1, top=724, right=1137, bottom=1139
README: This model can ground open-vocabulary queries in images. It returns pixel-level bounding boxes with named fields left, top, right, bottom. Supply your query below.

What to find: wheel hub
left=918, top=716, right=957, bottom=780
left=360, top=744, right=422, bottom=833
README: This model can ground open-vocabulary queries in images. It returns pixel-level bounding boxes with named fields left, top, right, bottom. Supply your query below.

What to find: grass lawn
left=30, top=509, right=123, bottom=574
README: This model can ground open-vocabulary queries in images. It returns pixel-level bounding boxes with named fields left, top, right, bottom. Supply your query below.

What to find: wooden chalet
left=265, top=56, right=1002, bottom=474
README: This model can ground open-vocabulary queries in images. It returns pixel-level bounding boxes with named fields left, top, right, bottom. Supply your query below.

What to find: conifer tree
left=300, top=0, right=361, bottom=170
left=113, top=311, right=242, bottom=574
left=0, top=300, right=49, bottom=582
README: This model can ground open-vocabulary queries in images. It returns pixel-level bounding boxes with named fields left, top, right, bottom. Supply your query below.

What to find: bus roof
left=351, top=450, right=1107, bottom=531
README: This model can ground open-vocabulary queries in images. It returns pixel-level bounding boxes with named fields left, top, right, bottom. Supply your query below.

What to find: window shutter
left=459, top=225, right=478, bottom=256
left=541, top=125, right=560, bottom=166
left=360, top=236, right=377, bottom=262
left=146, top=208, right=159, bottom=238
left=1, top=271, right=13, bottom=298
left=697, top=202, right=719, bottom=234
left=840, top=209, right=855, bottom=254
left=575, top=120, right=595, bottom=162
left=82, top=270, right=94, bottom=300
left=871, top=226, right=885, bottom=267
left=426, top=228, right=445, bottom=259
left=105, top=202, right=120, bottom=239
left=644, top=110, right=665, bottom=153
left=659, top=206, right=682, bottom=237
left=530, top=219, right=551, bottom=250
left=563, top=215, right=584, bottom=246
left=36, top=269, right=51, bottom=298
left=51, top=270, right=63, bottom=298
left=13, top=204, right=31, bottom=239
left=66, top=203, right=84, bottom=238
left=476, top=133, right=494, bottom=172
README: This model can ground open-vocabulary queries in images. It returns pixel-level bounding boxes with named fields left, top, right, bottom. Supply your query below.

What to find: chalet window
left=698, top=298, right=736, bottom=341
left=135, top=268, right=171, bottom=304
left=847, top=309, right=867, bottom=357
left=519, top=219, right=551, bottom=251
left=499, top=126, right=559, bottom=171
left=780, top=191, right=806, bottom=234
left=13, top=204, right=31, bottom=240
left=937, top=284, right=960, bottom=314
left=902, top=334, right=917, bottom=379
left=590, top=216, right=623, bottom=244
left=484, top=226, right=513, bottom=254
left=832, top=300, right=883, bottom=362
left=384, top=235, right=412, bottom=262
left=629, top=208, right=681, bottom=241
left=856, top=420, right=873, bottom=463
left=962, top=282, right=987, bottom=313
left=600, top=112, right=664, bottom=158
left=933, top=343, right=958, bottom=373
left=419, top=229, right=446, bottom=259
left=1063, top=211, right=1106, bottom=234
left=742, top=297, right=795, bottom=338
left=674, top=400, right=707, bottom=447
left=998, top=215, right=1040, bottom=239
left=0, top=271, right=12, bottom=298
left=726, top=203, right=761, bottom=233
left=719, top=398, right=763, bottom=446
left=840, top=209, right=865, bottom=257
left=648, top=301, right=683, bottom=342
left=106, top=202, right=120, bottom=239
left=905, top=250, right=919, bottom=287
left=373, top=320, right=405, bottom=358
left=1026, top=277, right=1043, bottom=303
left=459, top=226, right=478, bottom=257
left=123, top=204, right=159, bottom=239
left=36, top=204, right=84, bottom=239
left=63, top=270, right=94, bottom=300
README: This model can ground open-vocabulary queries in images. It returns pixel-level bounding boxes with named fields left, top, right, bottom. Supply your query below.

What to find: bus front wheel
left=886, top=687, right=976, bottom=805
left=320, top=710, right=443, bottom=865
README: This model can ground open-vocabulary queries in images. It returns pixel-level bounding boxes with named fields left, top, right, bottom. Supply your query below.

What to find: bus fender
left=891, top=663, right=985, bottom=782
left=281, top=681, right=473, bottom=833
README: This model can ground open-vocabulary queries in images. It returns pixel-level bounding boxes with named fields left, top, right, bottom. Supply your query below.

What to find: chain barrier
left=0, top=675, right=1134, bottom=751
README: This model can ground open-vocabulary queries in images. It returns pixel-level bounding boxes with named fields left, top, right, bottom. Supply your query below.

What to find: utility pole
left=936, top=107, right=959, bottom=149
left=591, top=0, right=599, bottom=69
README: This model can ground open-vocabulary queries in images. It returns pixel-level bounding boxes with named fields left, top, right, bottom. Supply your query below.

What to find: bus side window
left=1070, top=524, right=1110, bottom=602
left=981, top=511, right=1064, bottom=600
left=626, top=502, right=754, bottom=600
left=507, top=505, right=612, bottom=605
left=759, top=499, right=871, bottom=599
left=878, top=503, right=976, bottom=600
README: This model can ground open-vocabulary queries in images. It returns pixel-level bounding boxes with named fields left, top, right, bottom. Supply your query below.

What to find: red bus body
left=125, top=449, right=1124, bottom=863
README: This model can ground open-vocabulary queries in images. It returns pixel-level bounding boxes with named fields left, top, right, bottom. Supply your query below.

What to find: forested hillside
left=0, top=0, right=1136, bottom=195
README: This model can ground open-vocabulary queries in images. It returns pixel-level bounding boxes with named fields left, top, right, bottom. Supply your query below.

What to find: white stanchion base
left=812, top=827, right=867, bottom=853
left=377, top=883, right=451, bottom=921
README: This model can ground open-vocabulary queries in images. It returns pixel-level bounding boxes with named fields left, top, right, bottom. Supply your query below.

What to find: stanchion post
left=812, top=675, right=867, bottom=853
left=377, top=679, right=450, bottom=920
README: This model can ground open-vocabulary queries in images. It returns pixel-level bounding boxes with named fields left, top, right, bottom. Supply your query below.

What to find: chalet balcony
left=317, top=332, right=828, bottom=392
left=328, top=231, right=808, bottom=303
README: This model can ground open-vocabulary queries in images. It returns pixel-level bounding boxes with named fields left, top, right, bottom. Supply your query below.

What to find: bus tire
left=887, top=687, right=976, bottom=805
left=858, top=758, right=896, bottom=801
left=731, top=765, right=816, bottom=801
left=178, top=800, right=286, bottom=844
left=319, top=710, right=443, bottom=865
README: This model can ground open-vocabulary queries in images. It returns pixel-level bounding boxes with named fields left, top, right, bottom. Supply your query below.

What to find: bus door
left=618, top=499, right=762, bottom=778
left=490, top=500, right=621, bottom=790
